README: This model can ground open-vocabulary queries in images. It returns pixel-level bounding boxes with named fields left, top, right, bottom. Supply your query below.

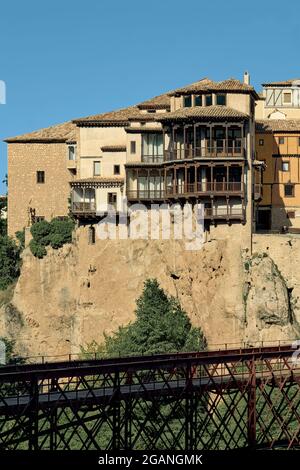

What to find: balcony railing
left=165, top=139, right=244, bottom=160
left=141, top=154, right=164, bottom=163
left=204, top=207, right=245, bottom=219
left=127, top=182, right=244, bottom=200
left=72, top=202, right=96, bottom=213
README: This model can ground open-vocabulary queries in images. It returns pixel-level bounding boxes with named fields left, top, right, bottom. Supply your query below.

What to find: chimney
left=243, top=71, right=250, bottom=85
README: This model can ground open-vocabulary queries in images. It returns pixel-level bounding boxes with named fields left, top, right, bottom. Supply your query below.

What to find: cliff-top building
left=5, top=73, right=259, bottom=246
left=255, top=79, right=300, bottom=231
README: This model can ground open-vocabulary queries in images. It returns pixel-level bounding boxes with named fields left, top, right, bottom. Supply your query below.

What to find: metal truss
left=0, top=345, right=300, bottom=450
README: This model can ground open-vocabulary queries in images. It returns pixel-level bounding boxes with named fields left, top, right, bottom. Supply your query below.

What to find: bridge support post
left=185, top=364, right=195, bottom=450
left=124, top=399, right=132, bottom=450
left=247, top=358, right=256, bottom=449
left=28, top=376, right=39, bottom=450
left=112, top=371, right=121, bottom=450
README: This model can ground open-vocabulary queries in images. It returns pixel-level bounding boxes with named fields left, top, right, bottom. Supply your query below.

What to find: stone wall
left=7, top=142, right=72, bottom=236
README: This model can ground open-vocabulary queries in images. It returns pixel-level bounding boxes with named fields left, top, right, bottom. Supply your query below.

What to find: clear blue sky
left=1, top=0, right=300, bottom=194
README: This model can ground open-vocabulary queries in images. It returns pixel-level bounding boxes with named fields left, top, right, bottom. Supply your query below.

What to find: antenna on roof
left=243, top=71, right=250, bottom=85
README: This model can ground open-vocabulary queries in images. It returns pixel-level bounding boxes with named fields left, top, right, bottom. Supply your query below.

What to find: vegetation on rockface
left=29, top=217, right=75, bottom=258
left=0, top=196, right=7, bottom=237
left=81, top=279, right=207, bottom=358
left=78, top=279, right=208, bottom=450
left=15, top=229, right=25, bottom=250
left=0, top=236, right=22, bottom=290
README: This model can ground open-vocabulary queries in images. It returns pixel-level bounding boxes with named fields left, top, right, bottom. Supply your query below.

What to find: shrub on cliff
left=0, top=235, right=21, bottom=290
left=30, top=217, right=75, bottom=258
left=0, top=196, right=7, bottom=237
left=104, top=278, right=207, bottom=357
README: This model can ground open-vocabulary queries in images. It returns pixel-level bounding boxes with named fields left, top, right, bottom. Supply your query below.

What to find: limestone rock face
left=0, top=230, right=299, bottom=358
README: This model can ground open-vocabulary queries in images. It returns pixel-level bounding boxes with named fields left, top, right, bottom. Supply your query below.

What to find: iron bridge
left=1, top=345, right=300, bottom=450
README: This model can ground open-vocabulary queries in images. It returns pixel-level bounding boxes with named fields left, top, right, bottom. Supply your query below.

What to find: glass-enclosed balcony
left=164, top=124, right=245, bottom=161
left=126, top=165, right=245, bottom=200
left=141, top=133, right=164, bottom=163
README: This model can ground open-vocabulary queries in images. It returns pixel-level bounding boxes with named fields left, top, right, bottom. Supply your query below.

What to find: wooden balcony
left=204, top=207, right=245, bottom=220
left=165, top=140, right=244, bottom=161
left=141, top=154, right=164, bottom=164
left=127, top=181, right=244, bottom=200
left=71, top=202, right=96, bottom=214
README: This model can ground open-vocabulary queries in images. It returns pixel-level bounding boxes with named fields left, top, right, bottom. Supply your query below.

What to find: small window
left=108, top=192, right=117, bottom=210
left=282, top=162, right=290, bottom=172
left=183, top=95, right=192, bottom=107
left=287, top=211, right=295, bottom=219
left=93, top=161, right=101, bottom=176
left=88, top=226, right=96, bottom=245
left=35, top=216, right=45, bottom=223
left=114, top=165, right=120, bottom=175
left=216, top=94, right=226, bottom=105
left=36, top=171, right=45, bottom=184
left=130, top=141, right=136, bottom=154
left=259, top=139, right=264, bottom=146
left=283, top=92, right=292, bottom=104
left=205, top=94, right=212, bottom=106
left=68, top=145, right=76, bottom=161
left=284, top=184, right=294, bottom=197
left=279, top=137, right=285, bottom=145
left=147, top=109, right=156, bottom=113
left=194, top=95, right=202, bottom=106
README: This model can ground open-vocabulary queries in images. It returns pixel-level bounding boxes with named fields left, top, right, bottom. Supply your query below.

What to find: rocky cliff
left=0, top=230, right=299, bottom=358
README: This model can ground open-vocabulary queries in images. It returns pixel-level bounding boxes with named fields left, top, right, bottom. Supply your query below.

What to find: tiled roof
left=262, top=79, right=300, bottom=87
left=137, top=93, right=171, bottom=110
left=5, top=121, right=76, bottom=143
left=101, top=145, right=126, bottom=152
left=73, top=106, right=139, bottom=126
left=169, top=78, right=258, bottom=97
left=256, top=119, right=300, bottom=133
left=125, top=126, right=163, bottom=133
left=71, top=177, right=124, bottom=186
left=157, top=106, right=249, bottom=123
left=74, top=94, right=171, bottom=125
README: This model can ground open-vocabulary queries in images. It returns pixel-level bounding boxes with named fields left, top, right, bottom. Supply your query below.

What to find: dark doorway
left=256, top=209, right=271, bottom=231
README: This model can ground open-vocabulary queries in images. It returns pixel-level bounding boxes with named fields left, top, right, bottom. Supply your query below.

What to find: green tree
left=104, top=279, right=207, bottom=357
left=0, top=236, right=21, bottom=290
left=29, top=217, right=75, bottom=257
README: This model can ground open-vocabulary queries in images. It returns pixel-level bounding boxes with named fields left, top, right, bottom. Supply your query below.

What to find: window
left=114, top=165, right=120, bottom=175
left=259, top=139, right=264, bottom=146
left=216, top=94, right=226, bottom=105
left=282, top=162, right=290, bottom=172
left=205, top=94, right=212, bottom=106
left=35, top=216, right=45, bottom=223
left=93, top=161, right=101, bottom=176
left=147, top=109, right=156, bottom=113
left=279, top=137, right=285, bottom=145
left=36, top=171, right=45, bottom=184
left=130, top=141, right=136, bottom=154
left=108, top=192, right=117, bottom=210
left=68, top=145, right=76, bottom=161
left=183, top=95, right=192, bottom=107
left=194, top=95, right=202, bottom=106
left=142, top=133, right=163, bottom=157
left=284, top=184, right=294, bottom=197
left=88, top=226, right=96, bottom=245
left=287, top=211, right=295, bottom=219
left=283, top=92, right=292, bottom=104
